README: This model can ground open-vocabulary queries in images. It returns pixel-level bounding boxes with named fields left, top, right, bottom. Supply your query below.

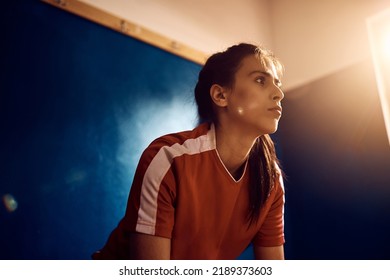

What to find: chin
left=266, top=124, right=280, bottom=135
left=248, top=120, right=279, bottom=136
left=254, top=126, right=278, bottom=137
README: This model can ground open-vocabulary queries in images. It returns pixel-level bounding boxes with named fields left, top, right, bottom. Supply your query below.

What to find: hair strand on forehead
left=254, top=47, right=284, bottom=80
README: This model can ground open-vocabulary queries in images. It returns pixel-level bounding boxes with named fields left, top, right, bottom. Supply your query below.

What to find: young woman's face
left=224, top=55, right=284, bottom=135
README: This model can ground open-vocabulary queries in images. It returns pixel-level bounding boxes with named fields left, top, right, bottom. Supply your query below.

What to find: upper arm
left=254, top=245, right=284, bottom=260
left=129, top=232, right=171, bottom=260
left=125, top=141, right=177, bottom=254
left=252, top=178, right=285, bottom=247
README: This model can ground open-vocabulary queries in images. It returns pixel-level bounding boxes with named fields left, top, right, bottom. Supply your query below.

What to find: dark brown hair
left=194, top=43, right=283, bottom=225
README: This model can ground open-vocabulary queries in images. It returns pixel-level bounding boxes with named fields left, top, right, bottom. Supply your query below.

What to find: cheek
left=230, top=87, right=261, bottom=115
left=235, top=101, right=261, bottom=116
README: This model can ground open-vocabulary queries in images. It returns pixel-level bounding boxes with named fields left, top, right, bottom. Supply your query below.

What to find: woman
left=93, top=43, right=285, bottom=260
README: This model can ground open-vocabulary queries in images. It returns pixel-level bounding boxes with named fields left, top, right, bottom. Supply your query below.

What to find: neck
left=214, top=123, right=258, bottom=179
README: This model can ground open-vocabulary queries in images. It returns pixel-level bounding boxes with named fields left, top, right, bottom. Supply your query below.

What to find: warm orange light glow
left=367, top=8, right=390, bottom=147
left=384, top=31, right=390, bottom=60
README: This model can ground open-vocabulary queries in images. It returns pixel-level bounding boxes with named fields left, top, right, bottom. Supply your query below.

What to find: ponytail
left=247, top=135, right=280, bottom=225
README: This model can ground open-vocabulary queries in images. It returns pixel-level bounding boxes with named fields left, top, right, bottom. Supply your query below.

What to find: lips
left=268, top=105, right=282, bottom=114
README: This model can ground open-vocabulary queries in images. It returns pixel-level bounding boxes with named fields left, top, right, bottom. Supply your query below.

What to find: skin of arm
left=128, top=232, right=171, bottom=260
left=254, top=245, right=285, bottom=260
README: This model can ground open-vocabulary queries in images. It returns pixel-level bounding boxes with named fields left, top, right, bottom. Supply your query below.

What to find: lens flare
left=384, top=31, right=390, bottom=60
left=2, top=194, right=18, bottom=212
left=367, top=8, right=390, bottom=146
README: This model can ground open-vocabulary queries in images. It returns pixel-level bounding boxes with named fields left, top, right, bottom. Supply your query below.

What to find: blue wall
left=1, top=0, right=200, bottom=259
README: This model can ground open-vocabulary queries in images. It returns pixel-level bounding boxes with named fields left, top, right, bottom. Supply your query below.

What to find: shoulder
left=144, top=122, right=214, bottom=160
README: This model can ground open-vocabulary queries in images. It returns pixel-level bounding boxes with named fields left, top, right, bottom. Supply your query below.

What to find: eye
left=255, top=76, right=266, bottom=85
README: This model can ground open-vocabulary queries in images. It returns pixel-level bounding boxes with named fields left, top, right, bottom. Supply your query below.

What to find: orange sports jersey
left=94, top=122, right=285, bottom=259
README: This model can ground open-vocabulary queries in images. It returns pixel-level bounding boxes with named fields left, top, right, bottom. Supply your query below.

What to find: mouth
left=268, top=105, right=282, bottom=115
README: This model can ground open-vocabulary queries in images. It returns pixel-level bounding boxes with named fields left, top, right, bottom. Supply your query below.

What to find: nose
left=272, top=85, right=284, bottom=101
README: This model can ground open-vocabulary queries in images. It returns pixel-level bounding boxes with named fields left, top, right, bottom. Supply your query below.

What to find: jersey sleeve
left=124, top=139, right=177, bottom=239
left=252, top=173, right=285, bottom=247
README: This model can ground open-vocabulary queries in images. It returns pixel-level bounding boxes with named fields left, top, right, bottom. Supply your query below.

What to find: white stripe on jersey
left=136, top=125, right=215, bottom=235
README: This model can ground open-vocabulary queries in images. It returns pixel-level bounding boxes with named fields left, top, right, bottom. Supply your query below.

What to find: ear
left=210, top=84, right=228, bottom=108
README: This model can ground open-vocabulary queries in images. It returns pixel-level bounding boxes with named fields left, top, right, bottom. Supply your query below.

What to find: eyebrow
left=249, top=70, right=282, bottom=87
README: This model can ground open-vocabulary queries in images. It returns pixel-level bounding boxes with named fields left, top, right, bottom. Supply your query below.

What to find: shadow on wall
left=277, top=59, right=390, bottom=259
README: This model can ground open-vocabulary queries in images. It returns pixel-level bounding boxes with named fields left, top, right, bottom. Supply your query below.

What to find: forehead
left=237, top=55, right=280, bottom=80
